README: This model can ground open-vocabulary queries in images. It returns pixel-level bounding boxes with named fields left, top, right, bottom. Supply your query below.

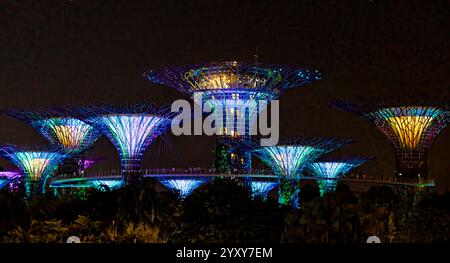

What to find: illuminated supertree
left=0, top=145, right=72, bottom=195
left=248, top=138, right=352, bottom=207
left=4, top=108, right=102, bottom=176
left=146, top=61, right=322, bottom=173
left=0, top=171, right=22, bottom=191
left=77, top=104, right=175, bottom=184
left=308, top=156, right=372, bottom=196
left=157, top=176, right=210, bottom=198
left=91, top=179, right=123, bottom=191
left=250, top=177, right=277, bottom=200
left=333, top=99, right=450, bottom=178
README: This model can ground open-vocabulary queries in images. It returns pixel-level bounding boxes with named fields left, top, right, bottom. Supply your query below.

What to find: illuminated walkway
left=49, top=168, right=435, bottom=188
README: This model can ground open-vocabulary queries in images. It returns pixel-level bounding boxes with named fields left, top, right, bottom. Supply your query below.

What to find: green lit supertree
left=242, top=137, right=352, bottom=207
left=0, top=145, right=73, bottom=197
left=308, top=156, right=373, bottom=196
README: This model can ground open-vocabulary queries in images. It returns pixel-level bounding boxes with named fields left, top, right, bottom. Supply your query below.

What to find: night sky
left=0, top=1, right=449, bottom=191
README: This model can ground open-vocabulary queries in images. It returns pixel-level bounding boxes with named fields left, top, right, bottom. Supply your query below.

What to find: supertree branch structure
left=145, top=62, right=322, bottom=172
left=146, top=61, right=322, bottom=95
left=245, top=137, right=352, bottom=207
left=76, top=104, right=175, bottom=184
left=4, top=108, right=102, bottom=150
left=157, top=176, right=210, bottom=199
left=333, top=99, right=450, bottom=178
left=0, top=145, right=72, bottom=195
left=250, top=178, right=277, bottom=200
left=308, top=156, right=372, bottom=196
left=4, top=108, right=103, bottom=177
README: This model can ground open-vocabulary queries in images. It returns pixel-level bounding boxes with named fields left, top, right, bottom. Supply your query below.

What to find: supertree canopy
left=333, top=99, right=450, bottom=178
left=4, top=108, right=103, bottom=177
left=0, top=145, right=71, bottom=195
left=91, top=179, right=123, bottom=191
left=4, top=108, right=102, bottom=150
left=250, top=177, right=278, bottom=200
left=248, top=137, right=352, bottom=207
left=157, top=176, right=210, bottom=198
left=146, top=61, right=322, bottom=172
left=308, top=156, right=372, bottom=196
left=77, top=104, right=175, bottom=184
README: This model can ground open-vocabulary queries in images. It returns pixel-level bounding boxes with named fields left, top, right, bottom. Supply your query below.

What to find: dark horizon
left=0, top=1, right=449, bottom=192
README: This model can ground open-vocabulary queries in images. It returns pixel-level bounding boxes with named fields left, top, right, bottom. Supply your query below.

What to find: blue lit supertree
left=4, top=108, right=102, bottom=176
left=76, top=104, right=175, bottom=184
left=246, top=138, right=352, bottom=207
left=333, top=99, right=450, bottom=178
left=308, top=156, right=373, bottom=196
left=0, top=145, right=72, bottom=196
left=250, top=177, right=278, bottom=200
left=146, top=61, right=322, bottom=173
left=156, top=176, right=210, bottom=199
left=91, top=179, right=123, bottom=191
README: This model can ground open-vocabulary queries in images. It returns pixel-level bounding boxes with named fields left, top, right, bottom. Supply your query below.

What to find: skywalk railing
left=50, top=168, right=435, bottom=187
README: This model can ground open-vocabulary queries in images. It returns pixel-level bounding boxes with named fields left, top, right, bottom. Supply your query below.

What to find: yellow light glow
left=199, top=73, right=238, bottom=90
left=52, top=125, right=85, bottom=148
left=28, top=158, right=50, bottom=181
left=198, top=73, right=267, bottom=90
left=386, top=116, right=434, bottom=148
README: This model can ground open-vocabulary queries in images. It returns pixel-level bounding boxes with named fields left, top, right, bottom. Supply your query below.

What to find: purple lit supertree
left=76, top=104, right=176, bottom=184
left=145, top=61, right=322, bottom=173
left=78, top=157, right=105, bottom=174
left=243, top=137, right=352, bottom=207
left=4, top=108, right=102, bottom=177
left=0, top=170, right=22, bottom=191
left=0, top=145, right=73, bottom=196
left=333, top=99, right=450, bottom=178
left=308, top=156, right=373, bottom=196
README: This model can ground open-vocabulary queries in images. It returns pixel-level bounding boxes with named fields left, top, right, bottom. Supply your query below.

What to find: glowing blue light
left=87, top=114, right=171, bottom=172
left=254, top=146, right=318, bottom=179
left=309, top=159, right=369, bottom=196
left=158, top=178, right=207, bottom=198
left=200, top=91, right=271, bottom=136
left=252, top=138, right=351, bottom=207
left=309, top=162, right=351, bottom=195
left=0, top=178, right=8, bottom=189
left=253, top=145, right=323, bottom=206
left=251, top=180, right=277, bottom=200
left=91, top=179, right=123, bottom=191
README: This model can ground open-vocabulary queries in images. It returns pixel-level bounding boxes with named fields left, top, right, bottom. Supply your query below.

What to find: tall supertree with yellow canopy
left=333, top=99, right=450, bottom=178
left=145, top=61, right=322, bottom=173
